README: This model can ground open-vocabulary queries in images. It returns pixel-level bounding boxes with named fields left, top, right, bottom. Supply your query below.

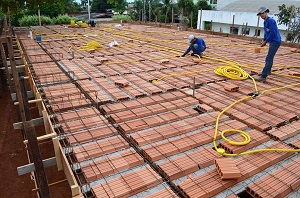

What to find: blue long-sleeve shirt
left=263, top=17, right=281, bottom=44
left=184, top=37, right=206, bottom=55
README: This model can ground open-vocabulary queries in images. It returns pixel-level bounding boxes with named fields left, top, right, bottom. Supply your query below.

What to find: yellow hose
left=77, top=41, right=102, bottom=51
left=213, top=65, right=300, bottom=156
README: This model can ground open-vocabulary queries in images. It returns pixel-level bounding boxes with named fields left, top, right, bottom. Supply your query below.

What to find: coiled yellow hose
left=77, top=41, right=102, bottom=51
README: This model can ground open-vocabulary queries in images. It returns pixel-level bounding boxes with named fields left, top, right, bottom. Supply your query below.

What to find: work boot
left=255, top=76, right=266, bottom=82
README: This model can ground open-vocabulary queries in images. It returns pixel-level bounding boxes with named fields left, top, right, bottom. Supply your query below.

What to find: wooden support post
left=0, top=38, right=13, bottom=90
left=244, top=22, right=248, bottom=35
left=52, top=137, right=63, bottom=171
left=19, top=76, right=51, bottom=198
left=255, top=16, right=260, bottom=38
left=190, top=11, right=193, bottom=28
left=172, top=6, right=174, bottom=23
left=7, top=36, right=27, bottom=122
left=199, top=9, right=202, bottom=30
left=42, top=110, right=50, bottom=134
left=231, top=15, right=235, bottom=34
left=192, top=77, right=195, bottom=97
left=36, top=92, right=43, bottom=116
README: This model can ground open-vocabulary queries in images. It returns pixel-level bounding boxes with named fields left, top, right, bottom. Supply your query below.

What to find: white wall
left=197, top=10, right=289, bottom=40
left=216, top=0, right=238, bottom=10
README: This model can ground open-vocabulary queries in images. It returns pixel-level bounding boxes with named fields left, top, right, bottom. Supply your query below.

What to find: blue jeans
left=189, top=43, right=206, bottom=54
left=262, top=42, right=281, bottom=78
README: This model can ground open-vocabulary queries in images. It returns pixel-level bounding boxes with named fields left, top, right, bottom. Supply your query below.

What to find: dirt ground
left=0, top=90, right=72, bottom=198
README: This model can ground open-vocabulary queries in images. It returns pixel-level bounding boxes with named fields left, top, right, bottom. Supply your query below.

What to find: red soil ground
left=0, top=90, right=71, bottom=198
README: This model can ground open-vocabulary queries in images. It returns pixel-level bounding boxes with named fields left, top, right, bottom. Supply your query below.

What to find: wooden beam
left=52, top=137, right=63, bottom=171
left=19, top=76, right=51, bottom=198
left=7, top=36, right=27, bottom=122
left=59, top=143, right=81, bottom=197
left=14, top=117, right=44, bottom=130
left=11, top=91, right=34, bottom=101
left=23, top=133, right=56, bottom=144
left=0, top=37, right=13, bottom=89
left=14, top=98, right=42, bottom=105
left=17, top=157, right=57, bottom=176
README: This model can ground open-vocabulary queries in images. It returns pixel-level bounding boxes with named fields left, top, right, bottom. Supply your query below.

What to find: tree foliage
left=196, top=0, right=212, bottom=10
left=107, top=0, right=127, bottom=14
left=177, top=0, right=193, bottom=17
left=130, top=0, right=143, bottom=21
left=276, top=4, right=300, bottom=43
left=91, top=0, right=111, bottom=13
left=1, top=0, right=83, bottom=26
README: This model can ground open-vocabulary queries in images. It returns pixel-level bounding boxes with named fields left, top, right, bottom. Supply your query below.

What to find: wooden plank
left=11, top=91, right=34, bottom=101
left=42, top=110, right=51, bottom=134
left=14, top=98, right=42, bottom=105
left=19, top=76, right=51, bottom=198
left=13, top=117, right=44, bottom=129
left=52, top=137, right=63, bottom=171
left=23, top=133, right=56, bottom=144
left=0, top=37, right=13, bottom=89
left=59, top=144, right=81, bottom=197
left=17, top=157, right=57, bottom=176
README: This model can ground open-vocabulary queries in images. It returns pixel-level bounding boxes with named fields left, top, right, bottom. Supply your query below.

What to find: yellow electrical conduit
left=211, top=56, right=300, bottom=156
left=149, top=49, right=300, bottom=156
left=214, top=81, right=300, bottom=156
left=77, top=41, right=102, bottom=51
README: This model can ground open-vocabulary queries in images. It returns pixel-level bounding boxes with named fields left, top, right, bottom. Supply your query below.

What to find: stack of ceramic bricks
left=223, top=83, right=239, bottom=92
left=215, top=158, right=241, bottom=180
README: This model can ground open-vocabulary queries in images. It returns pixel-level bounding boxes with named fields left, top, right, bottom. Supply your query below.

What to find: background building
left=197, top=0, right=300, bottom=41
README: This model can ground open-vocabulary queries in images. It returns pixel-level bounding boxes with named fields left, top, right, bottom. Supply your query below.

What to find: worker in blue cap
left=182, top=35, right=206, bottom=58
left=255, top=7, right=281, bottom=82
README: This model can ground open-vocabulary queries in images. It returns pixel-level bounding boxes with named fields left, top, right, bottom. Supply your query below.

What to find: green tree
left=192, top=0, right=212, bottom=28
left=150, top=0, right=162, bottom=22
left=162, top=0, right=172, bottom=23
left=107, top=0, right=127, bottom=14
left=276, top=4, right=300, bottom=43
left=196, top=0, right=212, bottom=10
left=177, top=0, right=193, bottom=20
left=130, top=0, right=143, bottom=21
left=91, top=0, right=111, bottom=13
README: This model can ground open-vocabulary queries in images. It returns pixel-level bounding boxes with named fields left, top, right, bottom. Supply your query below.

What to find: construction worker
left=182, top=35, right=206, bottom=58
left=88, top=19, right=96, bottom=27
left=255, top=7, right=281, bottom=82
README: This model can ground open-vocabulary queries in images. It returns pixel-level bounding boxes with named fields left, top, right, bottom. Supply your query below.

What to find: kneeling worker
left=182, top=35, right=206, bottom=57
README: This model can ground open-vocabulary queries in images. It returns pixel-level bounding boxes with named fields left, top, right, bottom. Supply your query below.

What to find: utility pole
left=143, top=0, right=146, bottom=22
left=149, top=0, right=151, bottom=22
left=88, top=0, right=91, bottom=21
left=38, top=5, right=41, bottom=26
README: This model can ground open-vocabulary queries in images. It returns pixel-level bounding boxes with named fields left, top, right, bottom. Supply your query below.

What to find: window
left=230, top=27, right=238, bottom=35
left=204, top=21, right=212, bottom=30
left=287, top=33, right=293, bottom=42
left=255, top=29, right=261, bottom=36
left=210, top=0, right=217, bottom=4
left=242, top=28, right=250, bottom=35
